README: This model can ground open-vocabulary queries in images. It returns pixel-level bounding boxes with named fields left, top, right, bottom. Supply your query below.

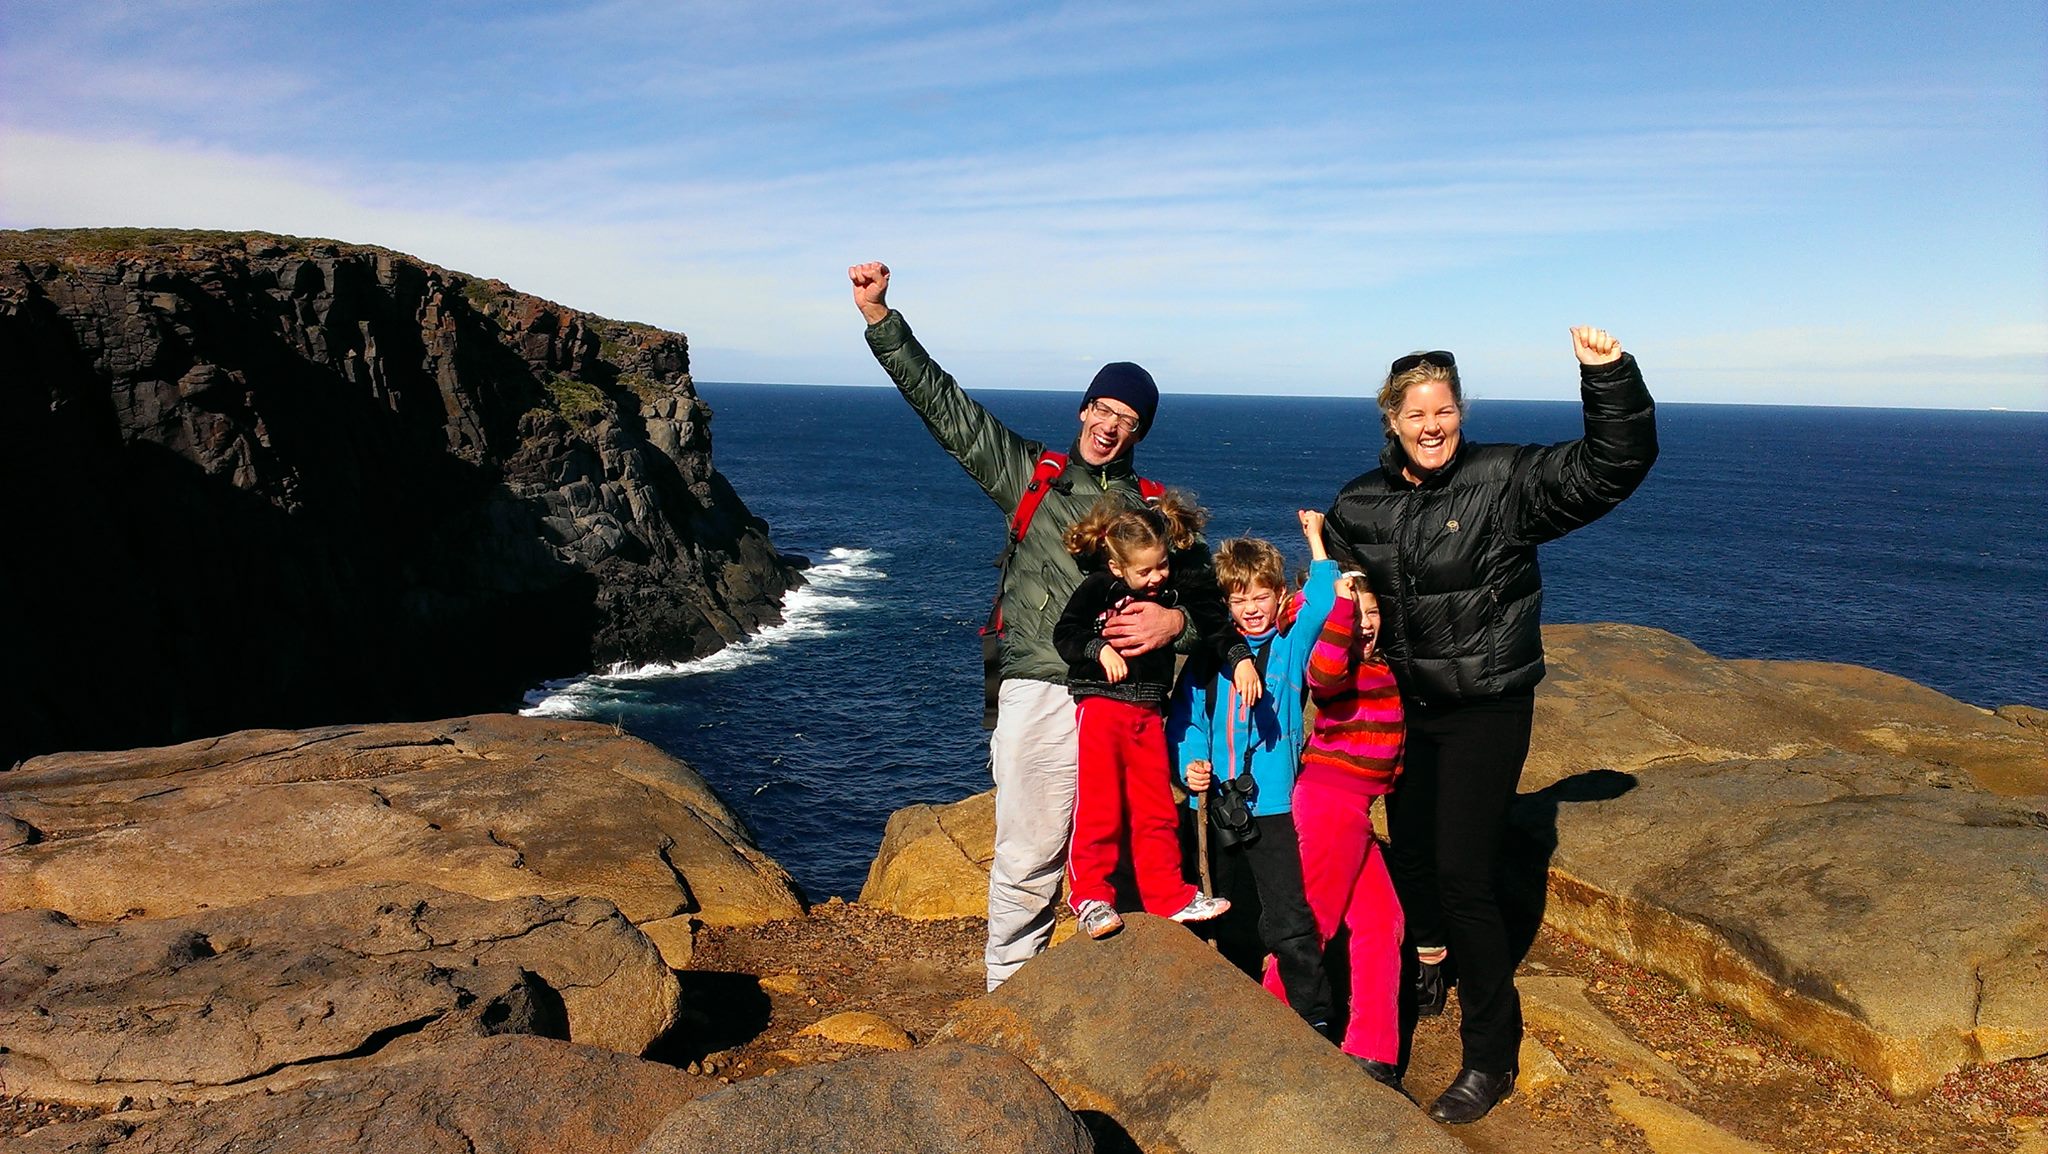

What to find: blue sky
left=2, top=1, right=2043, bottom=408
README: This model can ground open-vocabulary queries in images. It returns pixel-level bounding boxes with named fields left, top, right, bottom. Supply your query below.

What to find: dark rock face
left=0, top=228, right=799, bottom=766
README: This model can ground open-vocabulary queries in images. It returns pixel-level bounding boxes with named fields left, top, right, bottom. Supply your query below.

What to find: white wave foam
left=520, top=547, right=887, bottom=718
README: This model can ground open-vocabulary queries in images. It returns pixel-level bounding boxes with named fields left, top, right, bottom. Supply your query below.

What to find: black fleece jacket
left=1054, top=557, right=1251, bottom=705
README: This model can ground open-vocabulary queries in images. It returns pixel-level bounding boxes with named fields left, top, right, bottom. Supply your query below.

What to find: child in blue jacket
left=1169, top=510, right=1340, bottom=1033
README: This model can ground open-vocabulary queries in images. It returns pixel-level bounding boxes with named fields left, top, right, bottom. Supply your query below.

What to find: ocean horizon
left=696, top=378, right=2048, bottom=415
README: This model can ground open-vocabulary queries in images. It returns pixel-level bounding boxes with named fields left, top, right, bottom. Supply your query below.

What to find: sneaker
left=1077, top=899, right=1124, bottom=940
left=1167, top=893, right=1231, bottom=923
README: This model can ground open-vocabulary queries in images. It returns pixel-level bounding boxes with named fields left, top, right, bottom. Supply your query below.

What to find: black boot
left=1413, top=956, right=1448, bottom=1018
left=1427, top=1067, right=1515, bottom=1124
left=1354, top=1057, right=1415, bottom=1104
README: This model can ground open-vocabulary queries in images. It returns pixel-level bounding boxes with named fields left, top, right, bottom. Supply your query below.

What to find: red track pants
left=1067, top=696, right=1198, bottom=917
left=1286, top=773, right=1405, bottom=1062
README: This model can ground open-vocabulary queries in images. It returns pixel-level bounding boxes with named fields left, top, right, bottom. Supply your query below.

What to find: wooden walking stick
left=1196, top=786, right=1214, bottom=897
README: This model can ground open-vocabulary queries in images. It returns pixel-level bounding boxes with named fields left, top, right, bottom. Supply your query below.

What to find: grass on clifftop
left=544, top=374, right=609, bottom=418
left=459, top=277, right=513, bottom=312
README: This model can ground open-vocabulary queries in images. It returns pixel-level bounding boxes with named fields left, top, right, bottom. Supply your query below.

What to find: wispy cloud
left=2, top=2, right=2041, bottom=407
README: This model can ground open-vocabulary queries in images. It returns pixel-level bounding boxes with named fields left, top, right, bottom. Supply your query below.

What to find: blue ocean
left=527, top=384, right=2048, bottom=900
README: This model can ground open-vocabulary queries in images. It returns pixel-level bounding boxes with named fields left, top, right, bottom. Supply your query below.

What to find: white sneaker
left=1168, top=893, right=1231, bottom=923
left=1077, top=899, right=1124, bottom=939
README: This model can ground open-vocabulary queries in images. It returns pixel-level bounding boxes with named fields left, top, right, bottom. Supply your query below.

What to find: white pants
left=984, top=678, right=1079, bottom=989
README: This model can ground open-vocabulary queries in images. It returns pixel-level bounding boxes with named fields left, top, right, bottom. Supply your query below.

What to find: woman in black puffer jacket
left=1323, top=328, right=1656, bottom=1124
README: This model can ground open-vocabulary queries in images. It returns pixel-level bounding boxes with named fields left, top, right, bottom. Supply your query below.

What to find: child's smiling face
left=1109, top=543, right=1170, bottom=592
left=1227, top=580, right=1283, bottom=635
left=1355, top=588, right=1382, bottom=657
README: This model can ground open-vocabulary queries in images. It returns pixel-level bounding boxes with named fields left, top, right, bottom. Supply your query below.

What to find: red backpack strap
left=1137, top=476, right=1165, bottom=502
left=1009, top=451, right=1070, bottom=543
left=985, top=451, right=1069, bottom=636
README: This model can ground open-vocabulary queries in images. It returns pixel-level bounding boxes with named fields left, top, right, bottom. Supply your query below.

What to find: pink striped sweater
left=1302, top=595, right=1405, bottom=795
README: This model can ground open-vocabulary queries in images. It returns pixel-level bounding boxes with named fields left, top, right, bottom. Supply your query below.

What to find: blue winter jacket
left=1167, top=560, right=1339, bottom=817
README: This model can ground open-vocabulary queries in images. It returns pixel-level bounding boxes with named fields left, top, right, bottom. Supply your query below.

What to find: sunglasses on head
left=1389, top=350, right=1456, bottom=375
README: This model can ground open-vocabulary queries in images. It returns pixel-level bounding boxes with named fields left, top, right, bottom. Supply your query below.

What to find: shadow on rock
left=656, top=971, right=773, bottom=1064
left=1076, top=1110, right=1142, bottom=1154
left=483, top=971, right=571, bottom=1039
left=1504, top=769, right=1638, bottom=962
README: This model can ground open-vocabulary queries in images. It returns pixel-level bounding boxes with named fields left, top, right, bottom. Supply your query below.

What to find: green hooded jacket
left=865, top=309, right=1178, bottom=685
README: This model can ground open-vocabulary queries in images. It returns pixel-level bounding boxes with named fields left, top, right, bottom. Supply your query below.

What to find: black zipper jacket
left=1324, top=354, right=1657, bottom=706
left=1054, top=561, right=1251, bottom=705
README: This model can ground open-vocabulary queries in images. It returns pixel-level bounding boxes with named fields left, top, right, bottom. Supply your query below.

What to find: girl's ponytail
left=1150, top=488, right=1207, bottom=552
left=1064, top=502, right=1120, bottom=558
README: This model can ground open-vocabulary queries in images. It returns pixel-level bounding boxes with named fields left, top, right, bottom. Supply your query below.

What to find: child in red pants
left=1298, top=570, right=1408, bottom=1093
left=1052, top=490, right=1252, bottom=939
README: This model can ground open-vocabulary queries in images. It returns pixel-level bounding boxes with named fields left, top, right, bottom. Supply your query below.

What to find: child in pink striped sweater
left=1297, top=530, right=1409, bottom=1094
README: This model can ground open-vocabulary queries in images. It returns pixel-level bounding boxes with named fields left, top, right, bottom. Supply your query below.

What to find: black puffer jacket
left=1324, top=354, right=1657, bottom=706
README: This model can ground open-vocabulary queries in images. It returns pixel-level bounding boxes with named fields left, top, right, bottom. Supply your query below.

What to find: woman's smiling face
left=1392, top=379, right=1463, bottom=478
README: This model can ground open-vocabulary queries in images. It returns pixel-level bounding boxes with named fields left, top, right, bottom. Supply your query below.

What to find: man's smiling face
left=1078, top=397, right=1141, bottom=465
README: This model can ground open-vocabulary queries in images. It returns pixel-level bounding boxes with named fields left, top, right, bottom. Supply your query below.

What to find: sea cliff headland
left=0, top=228, right=800, bottom=768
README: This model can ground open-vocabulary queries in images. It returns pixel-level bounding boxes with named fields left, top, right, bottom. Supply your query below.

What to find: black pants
left=1384, top=691, right=1534, bottom=1074
left=1181, top=809, right=1333, bottom=1028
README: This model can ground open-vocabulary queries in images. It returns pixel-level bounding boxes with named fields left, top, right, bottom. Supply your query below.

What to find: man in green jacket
left=850, top=261, right=1190, bottom=989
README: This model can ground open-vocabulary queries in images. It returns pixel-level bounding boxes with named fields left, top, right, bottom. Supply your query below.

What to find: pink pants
left=1275, top=774, right=1404, bottom=1061
left=1067, top=697, right=1198, bottom=916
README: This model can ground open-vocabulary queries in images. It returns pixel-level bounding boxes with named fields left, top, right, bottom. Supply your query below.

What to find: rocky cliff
left=0, top=228, right=799, bottom=765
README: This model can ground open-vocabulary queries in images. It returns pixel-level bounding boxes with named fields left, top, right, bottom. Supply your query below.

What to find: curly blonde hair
left=1063, top=488, right=1206, bottom=568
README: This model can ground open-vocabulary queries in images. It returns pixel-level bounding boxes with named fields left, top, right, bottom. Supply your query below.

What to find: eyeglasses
left=1389, top=350, right=1456, bottom=375
left=1084, top=400, right=1141, bottom=433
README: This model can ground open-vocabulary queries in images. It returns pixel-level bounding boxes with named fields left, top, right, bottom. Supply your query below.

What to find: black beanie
left=1081, top=362, right=1159, bottom=439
